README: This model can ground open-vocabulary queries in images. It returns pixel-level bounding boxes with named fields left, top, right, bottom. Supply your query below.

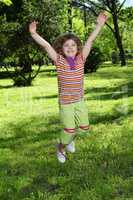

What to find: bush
left=12, top=65, right=41, bottom=87
left=13, top=75, right=32, bottom=87
left=84, top=46, right=103, bottom=73
left=3, top=64, right=41, bottom=87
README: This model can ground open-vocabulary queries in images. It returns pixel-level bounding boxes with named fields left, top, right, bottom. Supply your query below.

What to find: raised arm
left=29, top=21, right=57, bottom=62
left=82, top=12, right=108, bottom=61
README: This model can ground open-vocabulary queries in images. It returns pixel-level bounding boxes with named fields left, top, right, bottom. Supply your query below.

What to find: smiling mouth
left=67, top=50, right=74, bottom=53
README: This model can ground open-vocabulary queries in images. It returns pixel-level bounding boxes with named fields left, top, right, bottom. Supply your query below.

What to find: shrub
left=84, top=46, right=103, bottom=73
left=13, top=74, right=32, bottom=87
left=3, top=64, right=41, bottom=87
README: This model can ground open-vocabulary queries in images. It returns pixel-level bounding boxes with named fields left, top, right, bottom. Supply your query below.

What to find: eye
left=72, top=43, right=76, bottom=47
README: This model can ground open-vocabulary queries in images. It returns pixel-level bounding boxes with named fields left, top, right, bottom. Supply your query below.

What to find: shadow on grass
left=0, top=85, right=14, bottom=89
left=90, top=109, right=133, bottom=125
left=0, top=71, right=14, bottom=79
left=0, top=109, right=133, bottom=199
left=33, top=81, right=133, bottom=102
left=85, top=81, right=133, bottom=101
left=33, top=94, right=57, bottom=100
left=0, top=114, right=61, bottom=149
left=1, top=105, right=132, bottom=149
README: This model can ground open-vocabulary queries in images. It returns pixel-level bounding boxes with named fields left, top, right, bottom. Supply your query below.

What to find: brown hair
left=52, top=32, right=83, bottom=57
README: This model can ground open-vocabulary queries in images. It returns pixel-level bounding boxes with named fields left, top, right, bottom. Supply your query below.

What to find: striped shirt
left=54, top=52, right=86, bottom=105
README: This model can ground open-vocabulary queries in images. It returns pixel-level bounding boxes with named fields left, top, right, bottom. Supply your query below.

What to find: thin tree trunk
left=112, top=11, right=126, bottom=66
left=68, top=0, right=72, bottom=32
left=21, top=63, right=32, bottom=73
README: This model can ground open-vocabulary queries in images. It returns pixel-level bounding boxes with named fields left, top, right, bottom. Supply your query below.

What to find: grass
left=0, top=63, right=133, bottom=200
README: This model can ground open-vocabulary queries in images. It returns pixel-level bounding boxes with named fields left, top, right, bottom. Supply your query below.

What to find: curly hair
left=52, top=32, right=83, bottom=57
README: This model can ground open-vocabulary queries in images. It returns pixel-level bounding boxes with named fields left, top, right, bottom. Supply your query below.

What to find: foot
left=56, top=143, right=66, bottom=163
left=66, top=141, right=75, bottom=153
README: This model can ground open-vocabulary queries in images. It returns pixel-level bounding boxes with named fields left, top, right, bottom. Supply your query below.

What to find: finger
left=105, top=15, right=108, bottom=20
left=100, top=10, right=104, bottom=15
left=99, top=12, right=103, bottom=16
left=102, top=10, right=106, bottom=15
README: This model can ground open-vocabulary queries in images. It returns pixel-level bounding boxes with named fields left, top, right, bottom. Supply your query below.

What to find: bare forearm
left=86, top=23, right=103, bottom=44
left=31, top=32, right=50, bottom=50
left=82, top=24, right=104, bottom=60
left=30, top=32, right=57, bottom=61
left=82, top=12, right=107, bottom=60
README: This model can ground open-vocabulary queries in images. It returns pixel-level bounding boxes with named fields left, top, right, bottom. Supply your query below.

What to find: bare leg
left=58, top=143, right=66, bottom=153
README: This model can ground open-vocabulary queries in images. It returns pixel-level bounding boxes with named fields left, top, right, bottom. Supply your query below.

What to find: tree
left=0, top=0, right=68, bottom=86
left=119, top=7, right=133, bottom=52
left=85, top=0, right=127, bottom=66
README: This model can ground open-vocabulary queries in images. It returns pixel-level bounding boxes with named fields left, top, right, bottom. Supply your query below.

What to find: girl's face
left=62, top=39, right=78, bottom=58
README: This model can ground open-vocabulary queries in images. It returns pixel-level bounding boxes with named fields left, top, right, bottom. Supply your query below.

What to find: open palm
left=97, top=12, right=108, bottom=26
left=29, top=21, right=38, bottom=34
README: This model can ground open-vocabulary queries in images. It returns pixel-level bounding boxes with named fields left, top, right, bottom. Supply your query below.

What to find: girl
left=29, top=12, right=108, bottom=163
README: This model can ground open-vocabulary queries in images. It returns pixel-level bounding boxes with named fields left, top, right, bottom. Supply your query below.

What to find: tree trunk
left=68, top=0, right=72, bottom=32
left=21, top=62, right=32, bottom=73
left=112, top=11, right=126, bottom=66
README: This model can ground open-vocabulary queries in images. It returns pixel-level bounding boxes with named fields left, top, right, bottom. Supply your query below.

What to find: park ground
left=0, top=62, right=133, bottom=200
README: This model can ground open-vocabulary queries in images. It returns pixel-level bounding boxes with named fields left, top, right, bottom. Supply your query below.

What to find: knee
left=64, top=128, right=76, bottom=134
left=79, top=125, right=90, bottom=131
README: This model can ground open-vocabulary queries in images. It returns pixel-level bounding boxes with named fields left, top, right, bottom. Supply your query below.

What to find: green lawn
left=0, top=63, right=133, bottom=200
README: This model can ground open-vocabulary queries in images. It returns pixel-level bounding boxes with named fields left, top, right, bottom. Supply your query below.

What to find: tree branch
left=103, top=0, right=112, bottom=11
left=31, top=65, right=41, bottom=79
left=105, top=22, right=115, bottom=34
left=87, top=0, right=112, bottom=13
left=118, top=0, right=127, bottom=13
left=3, top=64, right=15, bottom=80
left=72, top=0, right=115, bottom=34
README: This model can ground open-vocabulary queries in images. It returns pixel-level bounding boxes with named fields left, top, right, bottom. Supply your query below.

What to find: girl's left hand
left=97, top=11, right=108, bottom=26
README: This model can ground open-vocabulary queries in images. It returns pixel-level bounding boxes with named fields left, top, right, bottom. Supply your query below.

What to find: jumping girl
left=29, top=12, right=108, bottom=163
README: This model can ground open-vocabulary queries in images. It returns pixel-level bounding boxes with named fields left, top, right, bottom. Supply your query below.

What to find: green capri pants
left=58, top=98, right=90, bottom=145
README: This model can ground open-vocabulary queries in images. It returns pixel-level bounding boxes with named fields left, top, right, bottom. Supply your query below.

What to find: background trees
left=0, top=0, right=68, bottom=85
left=71, top=0, right=130, bottom=66
left=0, top=0, right=133, bottom=85
left=94, top=0, right=127, bottom=66
left=0, top=0, right=12, bottom=6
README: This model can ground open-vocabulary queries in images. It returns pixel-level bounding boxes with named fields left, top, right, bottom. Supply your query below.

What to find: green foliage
left=0, top=0, right=68, bottom=86
left=0, top=0, right=12, bottom=6
left=95, top=26, right=116, bottom=61
left=119, top=7, right=133, bottom=51
left=97, top=0, right=121, bottom=9
left=13, top=68, right=33, bottom=87
left=0, top=0, right=133, bottom=87
left=0, top=1, right=67, bottom=60
left=72, top=16, right=85, bottom=41
left=84, top=46, right=103, bottom=73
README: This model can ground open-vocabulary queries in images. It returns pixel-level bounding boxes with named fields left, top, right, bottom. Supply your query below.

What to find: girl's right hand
left=29, top=21, right=39, bottom=34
